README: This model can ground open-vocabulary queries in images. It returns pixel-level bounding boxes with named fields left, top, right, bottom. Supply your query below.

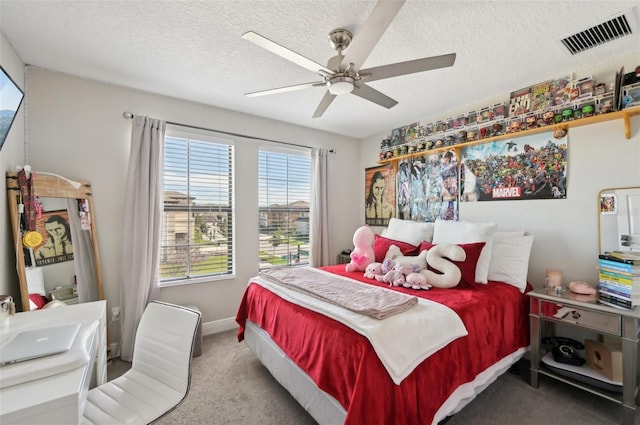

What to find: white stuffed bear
left=385, top=245, right=428, bottom=269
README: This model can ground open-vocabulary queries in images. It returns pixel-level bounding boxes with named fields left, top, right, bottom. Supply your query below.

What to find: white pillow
left=385, top=218, right=435, bottom=246
left=494, top=230, right=525, bottom=239
left=432, top=219, right=497, bottom=283
left=385, top=245, right=428, bottom=269
left=487, top=235, right=534, bottom=292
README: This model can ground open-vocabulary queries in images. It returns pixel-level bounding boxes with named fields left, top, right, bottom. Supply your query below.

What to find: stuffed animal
left=363, top=262, right=383, bottom=280
left=385, top=245, right=428, bottom=269
left=383, top=263, right=421, bottom=287
left=405, top=272, right=432, bottom=290
left=345, top=225, right=375, bottom=273
left=382, top=267, right=406, bottom=287
left=375, top=258, right=396, bottom=282
left=381, top=257, right=395, bottom=273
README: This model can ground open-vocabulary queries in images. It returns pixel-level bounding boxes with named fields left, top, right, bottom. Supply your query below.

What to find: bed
left=236, top=219, right=533, bottom=425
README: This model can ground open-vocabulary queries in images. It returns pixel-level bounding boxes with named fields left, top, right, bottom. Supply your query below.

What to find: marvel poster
left=460, top=131, right=568, bottom=202
left=397, top=150, right=459, bottom=222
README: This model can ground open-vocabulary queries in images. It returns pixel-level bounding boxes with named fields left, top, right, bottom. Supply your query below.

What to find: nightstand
left=528, top=287, right=640, bottom=425
left=337, top=253, right=351, bottom=264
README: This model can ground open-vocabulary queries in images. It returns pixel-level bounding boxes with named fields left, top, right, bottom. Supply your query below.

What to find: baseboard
left=202, top=316, right=238, bottom=336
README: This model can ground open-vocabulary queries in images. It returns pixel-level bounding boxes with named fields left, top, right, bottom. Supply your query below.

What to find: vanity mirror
left=598, top=186, right=640, bottom=254
left=6, top=171, right=104, bottom=312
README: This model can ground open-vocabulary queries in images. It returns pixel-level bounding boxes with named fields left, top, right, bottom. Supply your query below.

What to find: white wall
left=360, top=53, right=640, bottom=290
left=23, top=67, right=361, bottom=326
left=7, top=50, right=640, bottom=334
left=0, top=32, right=25, bottom=300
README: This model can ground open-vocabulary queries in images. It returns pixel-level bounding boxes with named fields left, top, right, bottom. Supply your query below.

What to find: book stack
left=597, top=252, right=640, bottom=309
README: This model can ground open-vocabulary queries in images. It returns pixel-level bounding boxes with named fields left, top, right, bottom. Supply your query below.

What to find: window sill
left=159, top=273, right=236, bottom=288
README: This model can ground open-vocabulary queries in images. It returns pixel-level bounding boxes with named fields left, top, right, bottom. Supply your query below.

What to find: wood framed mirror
left=6, top=171, right=104, bottom=312
left=598, top=186, right=640, bottom=254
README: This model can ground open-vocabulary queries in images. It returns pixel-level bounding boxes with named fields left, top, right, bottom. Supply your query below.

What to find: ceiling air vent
left=560, top=14, right=633, bottom=55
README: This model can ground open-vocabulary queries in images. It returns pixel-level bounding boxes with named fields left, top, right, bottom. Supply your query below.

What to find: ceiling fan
left=241, top=0, right=456, bottom=118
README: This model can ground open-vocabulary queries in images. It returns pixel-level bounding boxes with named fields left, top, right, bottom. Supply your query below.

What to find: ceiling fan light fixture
left=327, top=76, right=354, bottom=95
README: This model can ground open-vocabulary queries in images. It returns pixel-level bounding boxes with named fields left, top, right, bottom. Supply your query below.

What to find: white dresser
left=0, top=301, right=107, bottom=424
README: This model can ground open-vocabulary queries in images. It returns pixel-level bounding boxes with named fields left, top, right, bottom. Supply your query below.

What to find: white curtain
left=310, top=148, right=331, bottom=266
left=120, top=116, right=166, bottom=361
left=66, top=199, right=98, bottom=303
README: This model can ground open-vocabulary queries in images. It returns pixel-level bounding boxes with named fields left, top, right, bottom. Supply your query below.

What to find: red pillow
left=419, top=241, right=486, bottom=287
left=29, top=293, right=49, bottom=310
left=373, top=234, right=419, bottom=262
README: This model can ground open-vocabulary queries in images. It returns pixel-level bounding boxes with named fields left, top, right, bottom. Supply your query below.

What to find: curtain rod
left=122, top=111, right=335, bottom=153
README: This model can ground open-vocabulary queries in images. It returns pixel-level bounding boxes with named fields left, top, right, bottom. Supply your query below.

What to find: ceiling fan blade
left=360, top=53, right=456, bottom=83
left=341, top=0, right=405, bottom=71
left=242, top=31, right=333, bottom=76
left=312, top=91, right=337, bottom=118
left=245, top=81, right=324, bottom=97
left=351, top=84, right=398, bottom=109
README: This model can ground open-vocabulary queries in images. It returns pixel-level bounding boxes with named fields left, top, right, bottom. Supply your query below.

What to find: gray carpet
left=107, top=329, right=636, bottom=425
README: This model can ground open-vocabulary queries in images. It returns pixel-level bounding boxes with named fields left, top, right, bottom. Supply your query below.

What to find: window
left=161, top=132, right=234, bottom=284
left=259, top=148, right=311, bottom=269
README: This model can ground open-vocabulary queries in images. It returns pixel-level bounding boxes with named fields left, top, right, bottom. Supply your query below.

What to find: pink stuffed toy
left=345, top=225, right=375, bottom=273
left=382, top=268, right=406, bottom=287
left=383, top=263, right=421, bottom=287
left=405, top=272, right=432, bottom=290
left=375, top=258, right=395, bottom=282
left=364, top=262, right=383, bottom=279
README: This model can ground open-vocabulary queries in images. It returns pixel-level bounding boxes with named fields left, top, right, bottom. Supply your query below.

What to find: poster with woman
left=460, top=131, right=568, bottom=201
left=34, top=210, right=74, bottom=266
left=364, top=164, right=396, bottom=226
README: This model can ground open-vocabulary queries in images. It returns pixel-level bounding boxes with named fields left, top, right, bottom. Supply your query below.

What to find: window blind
left=258, top=148, right=311, bottom=269
left=161, top=135, right=234, bottom=282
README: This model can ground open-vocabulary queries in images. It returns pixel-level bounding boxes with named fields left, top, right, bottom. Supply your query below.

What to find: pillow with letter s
left=420, top=241, right=485, bottom=287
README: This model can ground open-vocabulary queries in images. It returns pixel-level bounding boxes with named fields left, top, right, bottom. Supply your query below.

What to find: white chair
left=82, top=301, right=201, bottom=425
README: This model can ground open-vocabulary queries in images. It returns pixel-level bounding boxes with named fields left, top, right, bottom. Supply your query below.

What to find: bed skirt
left=244, top=319, right=528, bottom=425
left=244, top=320, right=347, bottom=424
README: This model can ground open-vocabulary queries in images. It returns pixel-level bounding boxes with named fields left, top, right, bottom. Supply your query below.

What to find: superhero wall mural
left=460, top=131, right=568, bottom=202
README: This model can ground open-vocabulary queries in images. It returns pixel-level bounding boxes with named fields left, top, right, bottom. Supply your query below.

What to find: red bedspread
left=236, top=265, right=530, bottom=425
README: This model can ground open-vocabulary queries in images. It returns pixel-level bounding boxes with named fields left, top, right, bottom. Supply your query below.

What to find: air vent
left=560, top=14, right=633, bottom=55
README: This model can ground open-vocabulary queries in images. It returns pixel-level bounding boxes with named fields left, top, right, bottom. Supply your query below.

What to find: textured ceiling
left=1, top=1, right=640, bottom=138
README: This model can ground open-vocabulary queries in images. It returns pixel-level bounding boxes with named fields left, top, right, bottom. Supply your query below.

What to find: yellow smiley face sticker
left=22, top=231, right=43, bottom=248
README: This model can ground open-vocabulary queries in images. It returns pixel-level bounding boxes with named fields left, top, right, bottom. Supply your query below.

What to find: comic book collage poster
left=460, top=131, right=567, bottom=202
left=397, top=150, right=459, bottom=222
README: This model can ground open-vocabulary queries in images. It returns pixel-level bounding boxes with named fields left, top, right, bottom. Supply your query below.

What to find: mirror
left=598, top=186, right=640, bottom=254
left=6, top=171, right=104, bottom=312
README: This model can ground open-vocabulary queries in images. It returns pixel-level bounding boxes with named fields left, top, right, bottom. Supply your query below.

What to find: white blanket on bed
left=251, top=270, right=468, bottom=385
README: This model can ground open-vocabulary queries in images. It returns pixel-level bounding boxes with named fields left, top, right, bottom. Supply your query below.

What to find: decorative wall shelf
left=378, top=106, right=640, bottom=166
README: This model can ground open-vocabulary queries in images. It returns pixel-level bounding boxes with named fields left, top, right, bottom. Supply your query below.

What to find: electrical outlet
left=112, top=307, right=121, bottom=321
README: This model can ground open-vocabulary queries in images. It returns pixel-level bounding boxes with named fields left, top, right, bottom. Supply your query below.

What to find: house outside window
left=258, top=148, right=310, bottom=269
left=161, top=131, right=234, bottom=284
